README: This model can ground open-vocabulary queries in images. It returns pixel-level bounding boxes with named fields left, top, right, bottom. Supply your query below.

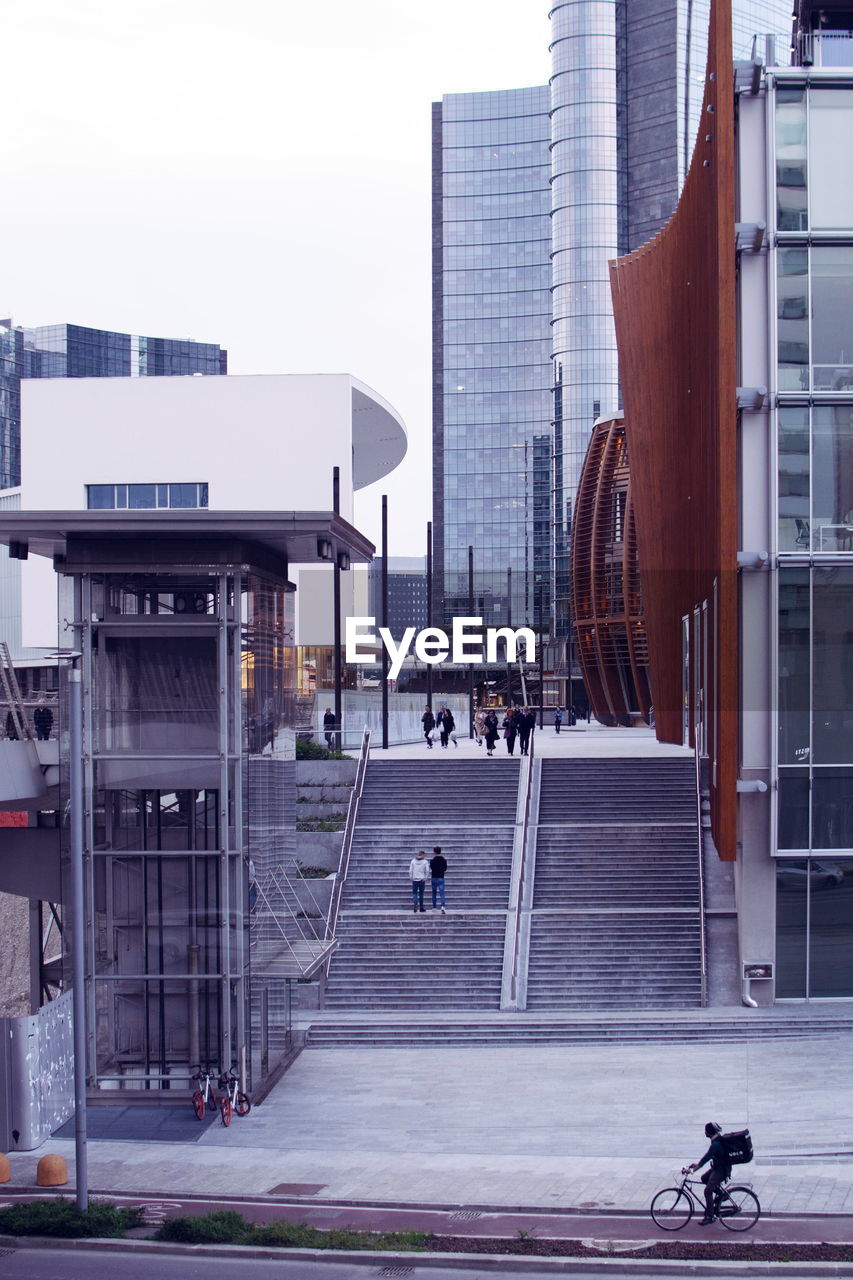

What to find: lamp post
left=48, top=649, right=87, bottom=1212
left=332, top=467, right=342, bottom=753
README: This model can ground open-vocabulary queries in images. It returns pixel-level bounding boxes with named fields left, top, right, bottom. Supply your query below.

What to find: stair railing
left=694, top=743, right=708, bottom=1008
left=324, top=725, right=370, bottom=943
left=505, top=729, right=535, bottom=1008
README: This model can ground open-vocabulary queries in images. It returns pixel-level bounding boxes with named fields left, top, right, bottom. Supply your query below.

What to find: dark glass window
left=775, top=859, right=808, bottom=997
left=88, top=485, right=114, bottom=510
left=169, top=484, right=197, bottom=509
left=129, top=484, right=156, bottom=509
left=778, top=768, right=809, bottom=849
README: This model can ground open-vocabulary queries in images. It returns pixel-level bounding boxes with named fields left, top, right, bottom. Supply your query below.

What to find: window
left=86, top=483, right=209, bottom=510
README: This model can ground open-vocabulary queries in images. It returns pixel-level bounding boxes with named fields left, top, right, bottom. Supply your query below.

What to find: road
left=0, top=1245, right=839, bottom=1280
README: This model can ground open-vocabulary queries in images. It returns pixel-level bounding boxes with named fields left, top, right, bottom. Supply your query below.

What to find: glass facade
left=432, top=88, right=553, bottom=629
left=0, top=322, right=226, bottom=490
left=87, top=483, right=209, bottom=511
left=773, top=76, right=853, bottom=997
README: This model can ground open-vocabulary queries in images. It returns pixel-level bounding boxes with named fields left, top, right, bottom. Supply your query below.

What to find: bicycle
left=217, top=1067, right=251, bottom=1127
left=190, top=1065, right=218, bottom=1121
left=650, top=1167, right=761, bottom=1232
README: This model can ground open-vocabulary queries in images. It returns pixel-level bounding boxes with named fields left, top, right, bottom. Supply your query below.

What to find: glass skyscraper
left=432, top=88, right=553, bottom=631
left=433, top=3, right=793, bottom=644
left=0, top=321, right=227, bottom=489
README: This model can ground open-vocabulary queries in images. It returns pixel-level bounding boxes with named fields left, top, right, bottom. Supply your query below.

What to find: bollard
left=36, top=1153, right=68, bottom=1186
left=0, top=1153, right=10, bottom=1182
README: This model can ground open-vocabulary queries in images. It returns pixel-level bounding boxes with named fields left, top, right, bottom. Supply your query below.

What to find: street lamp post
left=49, top=650, right=88, bottom=1212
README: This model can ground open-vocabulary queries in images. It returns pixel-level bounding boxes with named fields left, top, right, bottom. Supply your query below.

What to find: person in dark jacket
left=484, top=711, right=499, bottom=756
left=437, top=705, right=457, bottom=748
left=5, top=710, right=19, bottom=740
left=33, top=700, right=54, bottom=741
left=517, top=707, right=535, bottom=755
left=422, top=705, right=435, bottom=748
left=688, top=1121, right=732, bottom=1225
left=323, top=707, right=336, bottom=750
left=430, top=845, right=448, bottom=912
left=503, top=708, right=518, bottom=755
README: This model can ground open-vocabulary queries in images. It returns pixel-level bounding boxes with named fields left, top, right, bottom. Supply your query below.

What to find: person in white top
left=409, top=850, right=430, bottom=913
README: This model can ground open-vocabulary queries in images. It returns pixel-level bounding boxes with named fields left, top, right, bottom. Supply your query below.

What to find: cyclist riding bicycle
left=687, top=1121, right=732, bottom=1225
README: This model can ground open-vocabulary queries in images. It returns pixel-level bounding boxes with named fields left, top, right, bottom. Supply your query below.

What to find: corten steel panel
left=571, top=417, right=651, bottom=726
left=609, top=0, right=737, bottom=860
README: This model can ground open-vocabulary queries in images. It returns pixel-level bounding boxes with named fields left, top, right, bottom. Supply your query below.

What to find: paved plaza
left=367, top=719, right=693, bottom=761
left=6, top=1033, right=853, bottom=1216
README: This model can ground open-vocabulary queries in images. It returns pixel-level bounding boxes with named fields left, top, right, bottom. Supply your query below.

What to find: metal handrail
left=325, top=725, right=370, bottom=943
left=694, top=741, right=708, bottom=1008
left=507, top=730, right=535, bottom=1005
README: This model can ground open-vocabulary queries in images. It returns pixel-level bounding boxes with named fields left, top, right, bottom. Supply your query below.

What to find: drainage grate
left=376, top=1269, right=414, bottom=1278
left=0, top=1249, right=16, bottom=1257
left=448, top=1209, right=483, bottom=1221
left=268, top=1182, right=327, bottom=1195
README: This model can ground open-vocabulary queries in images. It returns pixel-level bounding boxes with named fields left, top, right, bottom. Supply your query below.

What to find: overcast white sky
left=4, top=0, right=551, bottom=554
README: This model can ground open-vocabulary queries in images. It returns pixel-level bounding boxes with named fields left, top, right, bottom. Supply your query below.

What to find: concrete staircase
left=323, top=759, right=519, bottom=1011
left=526, top=757, right=703, bottom=1009
left=305, top=1010, right=853, bottom=1047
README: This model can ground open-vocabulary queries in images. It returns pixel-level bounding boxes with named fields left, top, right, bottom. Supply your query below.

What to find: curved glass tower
left=549, top=2, right=621, bottom=635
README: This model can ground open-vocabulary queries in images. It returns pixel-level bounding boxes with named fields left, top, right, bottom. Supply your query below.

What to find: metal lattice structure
left=571, top=416, right=651, bottom=726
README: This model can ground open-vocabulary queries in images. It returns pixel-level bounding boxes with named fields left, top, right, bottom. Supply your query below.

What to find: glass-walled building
left=769, top=67, right=853, bottom=998
left=0, top=321, right=227, bottom=490
left=431, top=88, right=553, bottom=631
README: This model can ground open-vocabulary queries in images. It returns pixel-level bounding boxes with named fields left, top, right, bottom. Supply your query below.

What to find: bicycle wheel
left=235, top=1092, right=251, bottom=1117
left=718, top=1185, right=760, bottom=1231
left=650, top=1188, right=693, bottom=1230
left=220, top=1095, right=232, bottom=1127
left=191, top=1090, right=205, bottom=1121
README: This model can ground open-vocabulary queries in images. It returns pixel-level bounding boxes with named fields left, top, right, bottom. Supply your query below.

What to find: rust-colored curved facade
left=609, top=0, right=738, bottom=859
left=571, top=415, right=651, bottom=726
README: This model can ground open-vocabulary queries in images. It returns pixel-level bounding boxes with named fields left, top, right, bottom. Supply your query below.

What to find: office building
left=431, top=88, right=554, bottom=632
left=367, top=557, right=428, bottom=643
left=0, top=320, right=227, bottom=491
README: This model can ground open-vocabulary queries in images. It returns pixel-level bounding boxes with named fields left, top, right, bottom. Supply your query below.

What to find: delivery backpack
left=721, top=1129, right=753, bottom=1165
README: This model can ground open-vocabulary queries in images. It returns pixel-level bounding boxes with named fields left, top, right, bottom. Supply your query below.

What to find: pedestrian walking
left=438, top=705, right=457, bottom=748
left=473, top=707, right=486, bottom=746
left=5, top=710, right=18, bottom=741
left=517, top=706, right=533, bottom=756
left=33, top=699, right=54, bottom=742
left=409, top=850, right=430, bottom=912
left=503, top=708, right=518, bottom=755
left=323, top=707, right=336, bottom=750
left=430, top=845, right=448, bottom=913
left=422, top=705, right=435, bottom=748
left=554, top=706, right=563, bottom=734
left=484, top=710, right=499, bottom=756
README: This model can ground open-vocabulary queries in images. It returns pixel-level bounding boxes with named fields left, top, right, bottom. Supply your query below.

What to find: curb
left=2, top=1184, right=852, bottom=1220
left=2, top=1234, right=853, bottom=1276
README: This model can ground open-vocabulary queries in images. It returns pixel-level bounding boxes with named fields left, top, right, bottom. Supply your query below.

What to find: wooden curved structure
left=608, top=0, right=737, bottom=859
left=572, top=415, right=651, bottom=726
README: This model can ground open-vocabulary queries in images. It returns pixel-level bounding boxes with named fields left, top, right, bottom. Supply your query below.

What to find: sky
left=4, top=0, right=552, bottom=555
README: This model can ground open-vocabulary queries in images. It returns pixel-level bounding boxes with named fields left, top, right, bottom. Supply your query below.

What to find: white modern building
left=11, top=373, right=406, bottom=650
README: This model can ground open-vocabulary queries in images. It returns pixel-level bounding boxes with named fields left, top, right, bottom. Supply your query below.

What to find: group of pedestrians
left=474, top=706, right=535, bottom=756
left=409, top=846, right=448, bottom=913
left=421, top=705, right=457, bottom=748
